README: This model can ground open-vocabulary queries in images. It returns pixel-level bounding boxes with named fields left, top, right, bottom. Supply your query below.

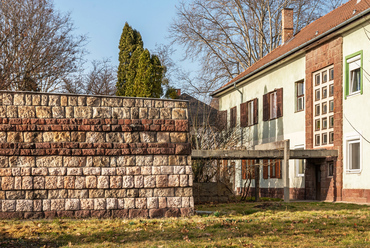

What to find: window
left=262, top=159, right=282, bottom=179
left=313, top=66, right=334, bottom=148
left=230, top=106, right=237, bottom=128
left=263, top=88, right=283, bottom=121
left=347, top=135, right=361, bottom=172
left=296, top=81, right=304, bottom=112
left=345, top=51, right=363, bottom=98
left=328, top=162, right=334, bottom=177
left=240, top=98, right=258, bottom=127
left=295, top=145, right=305, bottom=177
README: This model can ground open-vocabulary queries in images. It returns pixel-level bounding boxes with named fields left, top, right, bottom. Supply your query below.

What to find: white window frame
left=346, top=134, right=362, bottom=173
left=347, top=55, right=361, bottom=96
left=295, top=144, right=305, bottom=177
left=247, top=100, right=254, bottom=126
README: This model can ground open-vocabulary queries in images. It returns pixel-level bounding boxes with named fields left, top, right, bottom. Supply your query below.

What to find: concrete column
left=283, top=140, right=290, bottom=202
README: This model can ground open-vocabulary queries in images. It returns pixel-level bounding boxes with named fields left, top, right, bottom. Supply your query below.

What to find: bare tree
left=0, top=0, right=87, bottom=92
left=85, top=59, right=117, bottom=96
left=169, top=0, right=343, bottom=97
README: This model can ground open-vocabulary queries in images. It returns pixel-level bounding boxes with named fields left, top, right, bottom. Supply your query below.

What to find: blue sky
left=53, top=0, right=188, bottom=83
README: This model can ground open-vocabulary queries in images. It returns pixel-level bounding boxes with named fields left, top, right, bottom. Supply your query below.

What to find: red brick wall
left=305, top=37, right=343, bottom=201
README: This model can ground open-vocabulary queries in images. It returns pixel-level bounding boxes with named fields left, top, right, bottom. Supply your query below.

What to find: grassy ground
left=1, top=200, right=370, bottom=247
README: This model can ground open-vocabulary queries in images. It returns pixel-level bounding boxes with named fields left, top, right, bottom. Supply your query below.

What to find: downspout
left=234, top=81, right=244, bottom=193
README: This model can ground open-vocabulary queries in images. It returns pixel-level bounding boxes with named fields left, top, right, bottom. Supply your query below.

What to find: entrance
left=315, top=166, right=321, bottom=200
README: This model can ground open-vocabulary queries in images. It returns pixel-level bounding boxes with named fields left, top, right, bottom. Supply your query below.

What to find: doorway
left=315, top=166, right=321, bottom=200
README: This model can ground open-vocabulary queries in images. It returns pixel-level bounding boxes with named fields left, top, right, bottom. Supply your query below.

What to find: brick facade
left=305, top=37, right=343, bottom=201
left=0, top=91, right=193, bottom=219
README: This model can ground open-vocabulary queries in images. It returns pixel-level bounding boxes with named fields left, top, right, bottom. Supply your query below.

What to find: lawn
left=1, top=201, right=370, bottom=247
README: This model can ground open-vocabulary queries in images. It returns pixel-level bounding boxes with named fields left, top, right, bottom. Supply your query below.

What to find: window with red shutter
left=263, top=94, right=270, bottom=121
left=276, top=160, right=282, bottom=179
left=263, top=159, right=269, bottom=179
left=230, top=106, right=237, bottom=128
left=242, top=160, right=247, bottom=179
left=263, top=89, right=283, bottom=121
left=277, top=88, right=283, bottom=118
left=240, top=102, right=247, bottom=127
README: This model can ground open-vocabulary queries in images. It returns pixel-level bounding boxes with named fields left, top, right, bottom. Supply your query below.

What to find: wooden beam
left=191, top=149, right=338, bottom=160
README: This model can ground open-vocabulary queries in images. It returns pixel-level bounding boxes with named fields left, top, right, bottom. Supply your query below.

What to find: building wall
left=217, top=55, right=306, bottom=195
left=342, top=22, right=370, bottom=202
left=0, top=91, right=193, bottom=219
left=305, top=36, right=343, bottom=201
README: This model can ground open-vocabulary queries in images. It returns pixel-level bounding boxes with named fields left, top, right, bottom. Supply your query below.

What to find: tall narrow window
left=296, top=81, right=304, bottom=112
left=295, top=145, right=305, bottom=177
left=230, top=106, right=237, bottom=128
left=247, top=100, right=254, bottom=126
left=345, top=51, right=363, bottom=97
left=270, top=91, right=277, bottom=119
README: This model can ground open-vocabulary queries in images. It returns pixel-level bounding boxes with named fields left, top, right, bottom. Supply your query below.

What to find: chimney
left=176, top=89, right=181, bottom=96
left=282, top=8, right=294, bottom=44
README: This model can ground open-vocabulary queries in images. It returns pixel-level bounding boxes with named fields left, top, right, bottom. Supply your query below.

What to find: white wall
left=342, top=22, right=370, bottom=189
left=217, top=54, right=306, bottom=191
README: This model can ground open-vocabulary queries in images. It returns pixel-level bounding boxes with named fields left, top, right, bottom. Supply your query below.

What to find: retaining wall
left=0, top=91, right=193, bottom=219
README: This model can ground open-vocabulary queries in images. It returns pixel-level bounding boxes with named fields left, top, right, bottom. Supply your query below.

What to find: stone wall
left=193, top=182, right=235, bottom=204
left=0, top=91, right=193, bottom=219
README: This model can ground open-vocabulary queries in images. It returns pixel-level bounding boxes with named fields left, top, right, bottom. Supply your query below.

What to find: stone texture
left=94, top=199, right=106, bottom=210
left=135, top=198, right=147, bottom=209
left=122, top=176, right=134, bottom=188
left=36, top=156, right=62, bottom=168
left=65, top=199, right=80, bottom=210
left=170, top=133, right=187, bottom=143
left=18, top=106, right=36, bottom=118
left=144, top=176, right=156, bottom=188
left=51, top=199, right=65, bottom=211
left=110, top=176, right=122, bottom=189
left=86, top=176, right=97, bottom=188
left=97, top=176, right=109, bottom=189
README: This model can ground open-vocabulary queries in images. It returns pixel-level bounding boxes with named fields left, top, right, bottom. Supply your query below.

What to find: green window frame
left=345, top=50, right=363, bottom=99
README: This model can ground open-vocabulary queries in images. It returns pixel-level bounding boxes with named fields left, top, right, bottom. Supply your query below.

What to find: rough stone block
left=67, top=168, right=82, bottom=176
left=152, top=167, right=161, bottom=175
left=54, top=132, right=70, bottom=142
left=18, top=106, right=36, bottom=118
left=102, top=98, right=121, bottom=107
left=64, top=157, right=86, bottom=167
left=126, top=167, right=140, bottom=175
left=131, top=107, right=139, bottom=119
left=7, top=132, right=23, bottom=143
left=83, top=167, right=101, bottom=176
left=97, top=176, right=109, bottom=189
left=33, top=176, right=45, bottom=189
left=110, top=176, right=122, bottom=189
left=174, top=166, right=185, bottom=175
left=75, top=176, right=85, bottom=189
left=139, top=108, right=148, bottom=119
left=3, top=200, right=16, bottom=211
left=61, top=96, right=68, bottom=106
left=34, top=200, right=42, bottom=212
left=80, top=199, right=94, bottom=210
left=148, top=108, right=160, bottom=119
left=24, top=132, right=43, bottom=143
left=0, top=168, right=12, bottom=177
left=154, top=188, right=174, bottom=197
left=141, top=167, right=152, bottom=175
left=36, top=156, right=62, bottom=167
left=71, top=132, right=86, bottom=142
left=51, top=199, right=65, bottom=211
left=49, top=95, right=61, bottom=106
left=43, top=132, right=53, bottom=142
left=11, top=168, right=21, bottom=176
left=140, top=132, right=156, bottom=143
left=172, top=108, right=187, bottom=119
left=74, top=107, right=92, bottom=118
left=14, top=177, right=22, bottom=190
left=156, top=175, right=168, bottom=188
left=122, top=99, right=135, bottom=107
left=126, top=189, right=139, bottom=198
left=32, top=168, right=48, bottom=176
left=52, top=107, right=65, bottom=118
left=13, top=94, right=25, bottom=105
left=105, top=189, right=125, bottom=198
left=92, top=156, right=109, bottom=167
left=123, top=198, right=134, bottom=209
left=123, top=132, right=140, bottom=143
left=117, top=199, right=124, bottom=209
left=26, top=190, right=47, bottom=200
left=43, top=200, right=51, bottom=211
left=102, top=168, right=116, bottom=176
left=122, top=176, right=134, bottom=188
left=153, top=156, right=167, bottom=166
left=106, top=198, right=117, bottom=210
left=94, top=198, right=106, bottom=210
left=64, top=176, right=75, bottom=189
left=0, top=132, right=6, bottom=143
left=45, top=176, right=58, bottom=190
left=68, top=190, right=88, bottom=199
left=86, top=176, right=97, bottom=188
left=181, top=197, right=190, bottom=208
left=134, top=176, right=144, bottom=188
left=87, top=97, right=100, bottom=107
left=89, top=189, right=104, bottom=198
left=78, top=96, right=86, bottom=106
left=139, top=189, right=153, bottom=198
left=157, top=132, right=170, bottom=143
left=144, top=176, right=156, bottom=188
left=180, top=175, right=188, bottom=187
left=147, top=197, right=158, bottom=209
left=106, top=132, right=124, bottom=143
left=7, top=106, right=18, bottom=118
left=6, top=191, right=25, bottom=200
left=167, top=197, right=182, bottom=208
left=65, top=199, right=80, bottom=211
left=2, top=177, right=14, bottom=190
left=93, top=107, right=112, bottom=118
left=161, top=166, right=173, bottom=175
left=135, top=198, right=147, bottom=209
left=116, top=167, right=126, bottom=175
left=186, top=166, right=192, bottom=175
left=57, top=177, right=64, bottom=189
left=160, top=108, right=171, bottom=119
left=170, top=133, right=187, bottom=143
left=68, top=96, right=78, bottom=106
left=48, top=168, right=66, bottom=176
left=22, top=177, right=33, bottom=190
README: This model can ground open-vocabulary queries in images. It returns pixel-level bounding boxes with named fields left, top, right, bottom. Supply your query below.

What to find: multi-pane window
left=240, top=98, right=258, bottom=127
left=230, top=106, right=237, bottom=128
left=262, top=159, right=282, bottom=179
left=296, top=81, right=304, bottom=112
left=242, top=159, right=256, bottom=180
left=345, top=51, right=363, bottom=97
left=347, top=136, right=361, bottom=172
left=328, top=162, right=334, bottom=177
left=263, top=88, right=283, bottom=121
left=313, top=66, right=334, bottom=147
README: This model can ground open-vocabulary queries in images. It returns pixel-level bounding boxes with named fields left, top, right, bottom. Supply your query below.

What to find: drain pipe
left=234, top=81, right=244, bottom=192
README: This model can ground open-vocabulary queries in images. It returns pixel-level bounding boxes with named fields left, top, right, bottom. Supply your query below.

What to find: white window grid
left=313, top=66, right=334, bottom=148
left=346, top=134, right=362, bottom=173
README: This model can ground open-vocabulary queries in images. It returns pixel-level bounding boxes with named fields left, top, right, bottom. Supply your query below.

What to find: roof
left=211, top=0, right=370, bottom=96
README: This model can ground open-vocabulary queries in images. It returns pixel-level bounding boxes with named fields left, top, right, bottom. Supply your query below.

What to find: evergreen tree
left=116, top=22, right=163, bottom=98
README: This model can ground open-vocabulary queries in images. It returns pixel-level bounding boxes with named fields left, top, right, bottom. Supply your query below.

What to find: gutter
left=211, top=7, right=370, bottom=97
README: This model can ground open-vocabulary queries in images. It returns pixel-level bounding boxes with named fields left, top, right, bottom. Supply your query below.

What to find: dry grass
left=1, top=201, right=370, bottom=247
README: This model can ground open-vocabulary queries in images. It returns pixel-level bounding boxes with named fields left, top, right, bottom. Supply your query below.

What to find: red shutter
left=263, top=94, right=270, bottom=121
left=242, top=160, right=247, bottom=179
left=270, top=160, right=274, bottom=178
left=253, top=98, right=258, bottom=125
left=240, top=102, right=247, bottom=127
left=217, top=110, right=227, bottom=130
left=250, top=160, right=255, bottom=179
left=276, top=160, right=282, bottom=179
left=263, top=159, right=269, bottom=179
left=277, top=88, right=283, bottom=118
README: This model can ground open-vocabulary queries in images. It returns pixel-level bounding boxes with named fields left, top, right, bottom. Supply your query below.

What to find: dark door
left=315, top=166, right=321, bottom=200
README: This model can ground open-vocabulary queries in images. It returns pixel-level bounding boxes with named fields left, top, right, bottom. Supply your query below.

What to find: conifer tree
left=116, top=23, right=163, bottom=98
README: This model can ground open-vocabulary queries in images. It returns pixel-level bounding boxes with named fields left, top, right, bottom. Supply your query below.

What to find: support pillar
left=283, top=140, right=290, bottom=202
